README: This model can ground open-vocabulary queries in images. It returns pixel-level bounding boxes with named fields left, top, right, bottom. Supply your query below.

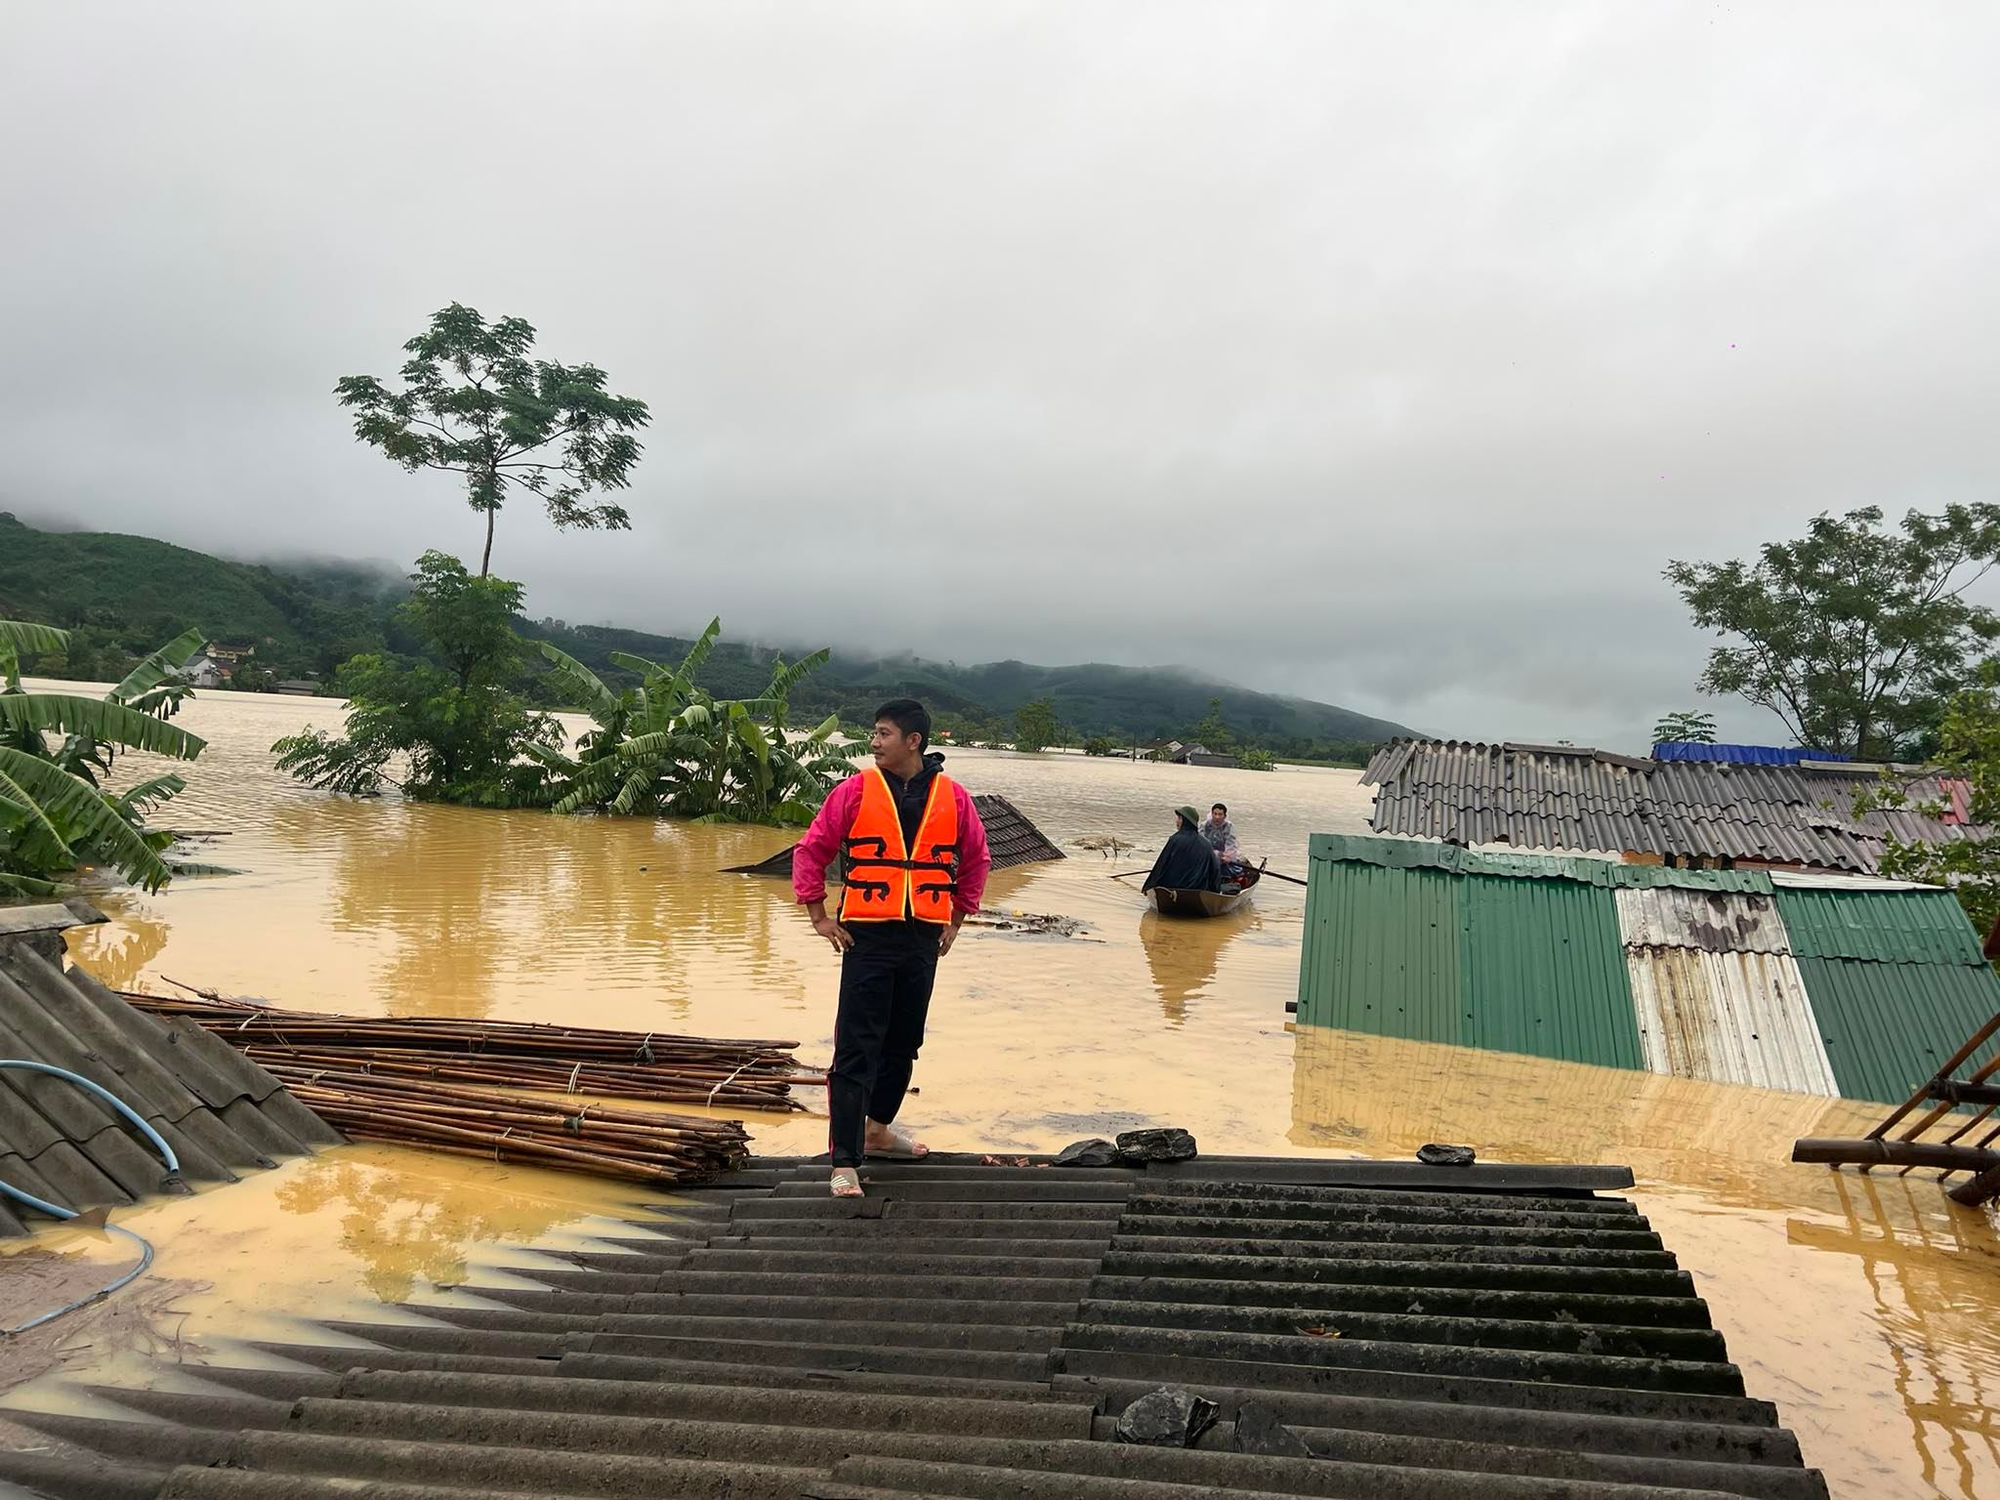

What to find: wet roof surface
left=0, top=941, right=338, bottom=1239
left=2, top=1152, right=1830, bottom=1498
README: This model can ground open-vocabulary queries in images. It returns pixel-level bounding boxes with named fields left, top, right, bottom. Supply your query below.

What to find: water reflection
left=271, top=1153, right=595, bottom=1303
left=1789, top=1174, right=2000, bottom=1497
left=1138, top=910, right=1250, bottom=1025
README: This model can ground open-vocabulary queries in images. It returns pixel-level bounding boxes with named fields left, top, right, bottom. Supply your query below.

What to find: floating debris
left=962, top=910, right=1092, bottom=939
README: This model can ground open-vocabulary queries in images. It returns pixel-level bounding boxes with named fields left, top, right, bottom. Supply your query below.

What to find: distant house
left=186, top=654, right=228, bottom=689
left=274, top=679, right=321, bottom=696
left=1186, top=751, right=1241, bottom=770
left=205, top=643, right=257, bottom=665
left=1362, top=738, right=1985, bottom=874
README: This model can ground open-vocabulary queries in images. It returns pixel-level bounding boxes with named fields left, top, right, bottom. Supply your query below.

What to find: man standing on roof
left=793, top=699, right=991, bottom=1199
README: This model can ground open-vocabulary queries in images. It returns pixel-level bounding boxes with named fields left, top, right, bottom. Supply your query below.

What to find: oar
left=1258, top=868, right=1310, bottom=887
left=1107, top=869, right=1151, bottom=881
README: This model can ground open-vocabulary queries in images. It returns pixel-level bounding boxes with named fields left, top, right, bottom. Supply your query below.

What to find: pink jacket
left=793, top=770, right=990, bottom=916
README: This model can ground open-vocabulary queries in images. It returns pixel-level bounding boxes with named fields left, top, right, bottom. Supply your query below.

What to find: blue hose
left=0, top=1061, right=181, bottom=1176
left=0, top=1059, right=170, bottom=1336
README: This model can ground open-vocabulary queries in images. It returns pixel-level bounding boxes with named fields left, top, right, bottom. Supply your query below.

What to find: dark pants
left=828, top=920, right=940, bottom=1168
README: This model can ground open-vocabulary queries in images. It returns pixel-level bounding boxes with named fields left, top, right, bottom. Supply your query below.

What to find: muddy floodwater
left=8, top=689, right=2000, bottom=1497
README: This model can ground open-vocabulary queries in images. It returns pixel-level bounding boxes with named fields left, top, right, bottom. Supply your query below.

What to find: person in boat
left=1144, top=805, right=1223, bottom=895
left=1203, top=802, right=1250, bottom=887
left=793, top=698, right=992, bottom=1200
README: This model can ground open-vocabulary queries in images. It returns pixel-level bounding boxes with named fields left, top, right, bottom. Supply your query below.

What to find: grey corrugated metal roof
left=1624, top=947, right=1838, bottom=1096
left=1614, top=888, right=1789, bottom=953
left=0, top=1151, right=1831, bottom=1499
left=1364, top=740, right=1990, bottom=873
left=0, top=942, right=340, bottom=1236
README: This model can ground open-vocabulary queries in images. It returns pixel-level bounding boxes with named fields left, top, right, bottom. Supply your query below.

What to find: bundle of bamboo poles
left=266, top=1062, right=752, bottom=1184
left=120, top=989, right=824, bottom=1113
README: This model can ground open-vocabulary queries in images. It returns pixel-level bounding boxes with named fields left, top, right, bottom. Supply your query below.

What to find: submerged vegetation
left=0, top=619, right=208, bottom=894
left=528, top=622, right=860, bottom=825
left=273, top=556, right=854, bottom=827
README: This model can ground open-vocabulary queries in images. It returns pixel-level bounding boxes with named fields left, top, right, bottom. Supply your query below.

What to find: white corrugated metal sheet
left=1614, top=887, right=1791, bottom=953
left=1624, top=946, right=1838, bottom=1096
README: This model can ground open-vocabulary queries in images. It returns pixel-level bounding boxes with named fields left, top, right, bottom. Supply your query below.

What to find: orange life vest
left=838, top=767, right=961, bottom=925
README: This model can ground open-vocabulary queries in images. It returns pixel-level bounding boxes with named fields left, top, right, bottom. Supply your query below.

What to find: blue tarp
left=1651, top=741, right=1849, bottom=765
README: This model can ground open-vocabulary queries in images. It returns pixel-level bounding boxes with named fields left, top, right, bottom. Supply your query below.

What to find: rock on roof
left=0, top=942, right=341, bottom=1237
left=1364, top=737, right=1986, bottom=873
left=0, top=1151, right=1831, bottom=1498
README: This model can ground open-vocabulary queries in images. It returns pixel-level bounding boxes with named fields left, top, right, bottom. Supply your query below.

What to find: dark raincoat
left=1144, top=820, right=1223, bottom=894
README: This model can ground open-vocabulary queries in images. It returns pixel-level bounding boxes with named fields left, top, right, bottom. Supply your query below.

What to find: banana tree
left=1, top=619, right=208, bottom=893
left=531, top=623, right=857, bottom=826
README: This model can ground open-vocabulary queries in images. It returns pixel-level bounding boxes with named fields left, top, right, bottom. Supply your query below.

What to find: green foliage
left=1190, top=696, right=1236, bottom=753
left=229, top=661, right=276, bottom=693
left=530, top=626, right=861, bottom=826
left=1082, top=736, right=1117, bottom=757
left=271, top=554, right=557, bottom=808
left=1858, top=663, right=2000, bottom=944
left=1238, top=747, right=1275, bottom=772
left=1014, top=698, right=1059, bottom=753
left=1667, top=506, right=2000, bottom=760
left=1652, top=709, right=1718, bottom=746
left=337, top=304, right=651, bottom=576
left=0, top=617, right=208, bottom=892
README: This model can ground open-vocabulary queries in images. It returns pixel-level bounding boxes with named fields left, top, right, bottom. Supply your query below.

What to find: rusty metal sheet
left=1614, top=887, right=1790, bottom=954
left=1625, top=947, right=1837, bottom=1096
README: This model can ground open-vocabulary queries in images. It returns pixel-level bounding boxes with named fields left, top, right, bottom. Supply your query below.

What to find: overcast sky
left=5, top=2, right=1997, bottom=750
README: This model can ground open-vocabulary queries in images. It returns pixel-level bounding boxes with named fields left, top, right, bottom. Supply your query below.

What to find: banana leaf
left=0, top=744, right=174, bottom=890
left=0, top=694, right=207, bottom=759
left=111, top=627, right=207, bottom=717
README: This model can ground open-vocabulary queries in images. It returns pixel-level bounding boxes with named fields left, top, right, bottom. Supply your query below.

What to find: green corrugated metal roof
left=1307, top=835, right=1775, bottom=892
left=1296, top=860, right=1462, bottom=1043
left=1774, top=887, right=1990, bottom=966
left=1297, top=843, right=1643, bottom=1068
left=1462, top=873, right=1644, bottom=1068
left=1792, top=956, right=2000, bottom=1104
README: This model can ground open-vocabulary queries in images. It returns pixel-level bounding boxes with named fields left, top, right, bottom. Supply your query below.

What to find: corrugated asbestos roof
left=1362, top=740, right=1986, bottom=873
left=1301, top=835, right=2000, bottom=1104
left=0, top=1152, right=1833, bottom=1500
left=0, top=941, right=341, bottom=1235
left=728, top=793, right=1065, bottom=878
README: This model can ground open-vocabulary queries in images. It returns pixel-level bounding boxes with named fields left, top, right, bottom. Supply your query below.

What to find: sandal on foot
left=866, top=1124, right=930, bottom=1161
left=830, top=1167, right=863, bottom=1198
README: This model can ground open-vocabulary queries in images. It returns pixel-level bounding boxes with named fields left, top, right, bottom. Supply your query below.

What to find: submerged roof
left=0, top=1151, right=1832, bottom=1500
left=1299, top=834, right=2000, bottom=1102
left=728, top=792, right=1065, bottom=877
left=0, top=943, right=340, bottom=1237
left=1362, top=738, right=1986, bottom=873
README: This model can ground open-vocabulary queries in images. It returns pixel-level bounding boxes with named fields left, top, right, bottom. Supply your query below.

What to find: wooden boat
left=1147, top=863, right=1261, bottom=918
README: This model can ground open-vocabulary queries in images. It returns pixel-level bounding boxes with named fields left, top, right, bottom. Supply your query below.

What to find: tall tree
left=1652, top=709, right=1718, bottom=746
left=337, top=303, right=651, bottom=577
left=1014, top=698, right=1058, bottom=753
left=1858, top=664, right=2000, bottom=944
left=1666, top=506, right=2000, bottom=760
